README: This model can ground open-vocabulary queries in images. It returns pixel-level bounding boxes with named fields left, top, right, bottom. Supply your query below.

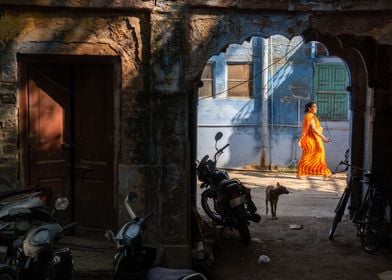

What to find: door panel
left=27, top=64, right=72, bottom=223
left=75, top=63, right=115, bottom=231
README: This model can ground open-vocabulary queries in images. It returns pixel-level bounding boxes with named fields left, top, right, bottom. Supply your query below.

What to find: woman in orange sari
left=297, top=102, right=332, bottom=179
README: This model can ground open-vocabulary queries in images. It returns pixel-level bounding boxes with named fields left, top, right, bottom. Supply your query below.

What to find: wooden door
left=24, top=60, right=115, bottom=232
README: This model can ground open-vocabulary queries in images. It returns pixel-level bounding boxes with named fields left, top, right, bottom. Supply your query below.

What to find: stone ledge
left=0, top=0, right=153, bottom=10
left=185, top=0, right=392, bottom=11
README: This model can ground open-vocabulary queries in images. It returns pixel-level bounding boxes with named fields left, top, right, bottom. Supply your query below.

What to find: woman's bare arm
left=310, top=118, right=330, bottom=143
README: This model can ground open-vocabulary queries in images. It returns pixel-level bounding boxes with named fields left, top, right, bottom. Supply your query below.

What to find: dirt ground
left=67, top=170, right=392, bottom=280
left=200, top=171, right=392, bottom=280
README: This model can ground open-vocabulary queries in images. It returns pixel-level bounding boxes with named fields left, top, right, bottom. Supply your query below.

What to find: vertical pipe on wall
left=363, top=87, right=374, bottom=172
left=260, top=37, right=270, bottom=168
left=269, top=37, right=274, bottom=167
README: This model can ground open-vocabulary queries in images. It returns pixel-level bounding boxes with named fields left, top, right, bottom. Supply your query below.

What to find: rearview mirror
left=55, top=197, right=69, bottom=211
left=127, top=192, right=138, bottom=203
left=104, top=230, right=116, bottom=242
left=214, top=132, right=223, bottom=142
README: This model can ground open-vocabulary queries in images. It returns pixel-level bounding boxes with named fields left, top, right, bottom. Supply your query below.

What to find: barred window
left=198, top=63, right=214, bottom=98
left=227, top=63, right=253, bottom=98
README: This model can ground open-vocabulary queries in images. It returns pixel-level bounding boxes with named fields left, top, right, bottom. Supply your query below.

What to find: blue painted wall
left=197, top=36, right=350, bottom=171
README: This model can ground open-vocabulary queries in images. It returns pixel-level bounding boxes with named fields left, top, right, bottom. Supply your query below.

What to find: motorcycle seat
left=146, top=267, right=207, bottom=280
left=217, top=178, right=241, bottom=190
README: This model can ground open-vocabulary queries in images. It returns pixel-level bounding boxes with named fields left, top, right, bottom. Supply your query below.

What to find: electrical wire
left=26, top=39, right=304, bottom=110
left=198, top=39, right=303, bottom=100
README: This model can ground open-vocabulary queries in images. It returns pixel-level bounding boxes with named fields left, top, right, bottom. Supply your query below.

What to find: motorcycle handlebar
left=144, top=212, right=153, bottom=223
left=214, top=143, right=230, bottom=162
left=62, top=222, right=77, bottom=233
left=216, top=143, right=230, bottom=155
left=221, top=143, right=230, bottom=151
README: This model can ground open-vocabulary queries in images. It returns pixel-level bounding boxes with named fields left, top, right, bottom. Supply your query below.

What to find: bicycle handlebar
left=339, top=161, right=364, bottom=172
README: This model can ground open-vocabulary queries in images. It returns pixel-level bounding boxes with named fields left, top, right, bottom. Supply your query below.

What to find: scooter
left=105, top=192, right=208, bottom=280
left=196, top=132, right=260, bottom=244
left=0, top=187, right=74, bottom=280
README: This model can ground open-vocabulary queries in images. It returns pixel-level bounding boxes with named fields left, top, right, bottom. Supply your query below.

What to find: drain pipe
left=260, top=37, right=270, bottom=168
left=269, top=37, right=274, bottom=168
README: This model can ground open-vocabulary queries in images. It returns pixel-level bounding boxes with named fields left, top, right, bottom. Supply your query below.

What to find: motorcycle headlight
left=123, top=223, right=141, bottom=240
left=31, top=229, right=50, bottom=245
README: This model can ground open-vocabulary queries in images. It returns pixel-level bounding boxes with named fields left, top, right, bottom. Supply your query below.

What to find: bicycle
left=328, top=161, right=362, bottom=241
left=329, top=161, right=391, bottom=253
left=356, top=171, right=390, bottom=253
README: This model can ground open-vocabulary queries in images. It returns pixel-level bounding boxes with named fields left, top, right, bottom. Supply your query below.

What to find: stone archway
left=185, top=13, right=373, bottom=207
left=182, top=11, right=392, bottom=276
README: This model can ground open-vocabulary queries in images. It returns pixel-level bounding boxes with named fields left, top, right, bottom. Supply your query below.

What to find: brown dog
left=265, top=182, right=290, bottom=219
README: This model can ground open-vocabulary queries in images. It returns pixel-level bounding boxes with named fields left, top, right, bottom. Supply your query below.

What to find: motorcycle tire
left=53, top=249, right=74, bottom=280
left=0, top=274, right=15, bottom=280
left=0, top=265, right=16, bottom=280
left=234, top=206, right=251, bottom=244
left=237, top=220, right=250, bottom=244
left=201, top=189, right=222, bottom=223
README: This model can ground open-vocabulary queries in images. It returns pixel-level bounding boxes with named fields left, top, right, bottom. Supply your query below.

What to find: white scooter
left=105, top=192, right=208, bottom=280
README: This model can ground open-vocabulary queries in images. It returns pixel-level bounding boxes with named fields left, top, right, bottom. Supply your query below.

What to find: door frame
left=17, top=54, right=121, bottom=229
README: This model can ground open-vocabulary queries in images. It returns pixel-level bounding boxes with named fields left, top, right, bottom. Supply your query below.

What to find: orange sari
left=297, top=113, right=331, bottom=177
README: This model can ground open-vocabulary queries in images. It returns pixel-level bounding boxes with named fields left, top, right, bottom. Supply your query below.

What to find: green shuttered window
left=314, top=64, right=350, bottom=121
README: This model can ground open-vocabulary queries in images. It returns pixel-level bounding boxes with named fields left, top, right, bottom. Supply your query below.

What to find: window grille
left=227, top=63, right=253, bottom=98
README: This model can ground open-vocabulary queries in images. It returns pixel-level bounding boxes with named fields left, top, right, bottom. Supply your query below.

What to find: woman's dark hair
left=304, top=101, right=316, bottom=113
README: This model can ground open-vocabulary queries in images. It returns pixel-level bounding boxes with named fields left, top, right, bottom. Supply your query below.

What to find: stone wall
left=0, top=7, right=154, bottom=237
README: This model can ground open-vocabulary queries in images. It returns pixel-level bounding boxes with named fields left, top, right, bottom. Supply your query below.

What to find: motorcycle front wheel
left=0, top=265, right=16, bottom=280
left=0, top=274, right=14, bottom=280
left=201, top=189, right=222, bottom=223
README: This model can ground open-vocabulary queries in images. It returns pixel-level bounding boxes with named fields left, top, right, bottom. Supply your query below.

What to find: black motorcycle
left=196, top=132, right=260, bottom=244
left=0, top=187, right=74, bottom=280
left=105, top=192, right=208, bottom=280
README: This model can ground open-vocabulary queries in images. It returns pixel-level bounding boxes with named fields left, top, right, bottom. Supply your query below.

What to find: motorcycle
left=105, top=192, right=208, bottom=280
left=0, top=187, right=74, bottom=280
left=196, top=132, right=260, bottom=244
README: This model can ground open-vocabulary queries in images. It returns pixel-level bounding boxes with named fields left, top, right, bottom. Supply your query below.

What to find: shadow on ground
left=209, top=216, right=391, bottom=280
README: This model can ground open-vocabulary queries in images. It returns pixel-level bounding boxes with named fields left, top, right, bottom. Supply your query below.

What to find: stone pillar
left=0, top=82, right=18, bottom=189
left=371, top=45, right=392, bottom=177
left=150, top=11, right=191, bottom=267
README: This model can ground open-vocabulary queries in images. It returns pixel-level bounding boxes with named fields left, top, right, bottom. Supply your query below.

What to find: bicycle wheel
left=360, top=221, right=385, bottom=253
left=329, top=187, right=350, bottom=241
left=360, top=192, right=386, bottom=253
